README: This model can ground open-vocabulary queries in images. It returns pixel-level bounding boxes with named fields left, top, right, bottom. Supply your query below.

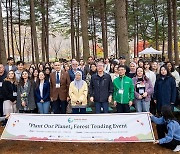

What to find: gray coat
left=17, top=80, right=36, bottom=111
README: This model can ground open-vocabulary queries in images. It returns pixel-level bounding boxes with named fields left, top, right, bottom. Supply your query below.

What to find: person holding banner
left=17, top=70, right=36, bottom=113
left=133, top=67, right=153, bottom=112
left=151, top=106, right=180, bottom=152
left=69, top=71, right=88, bottom=114
left=89, top=61, right=113, bottom=113
left=113, top=65, right=134, bottom=113
left=34, top=71, right=50, bottom=114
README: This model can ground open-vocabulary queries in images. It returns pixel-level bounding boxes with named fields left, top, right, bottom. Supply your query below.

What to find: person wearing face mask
left=113, top=65, right=134, bottom=113
left=154, top=65, right=176, bottom=114
left=132, top=67, right=153, bottom=112
left=69, top=71, right=88, bottom=114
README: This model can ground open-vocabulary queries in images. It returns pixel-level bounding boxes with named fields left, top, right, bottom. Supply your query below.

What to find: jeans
left=157, top=124, right=180, bottom=150
left=95, top=102, right=108, bottom=113
left=72, top=108, right=86, bottom=114
left=135, top=99, right=150, bottom=112
left=37, top=101, right=50, bottom=114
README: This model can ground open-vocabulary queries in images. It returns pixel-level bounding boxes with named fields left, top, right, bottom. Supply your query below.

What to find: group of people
left=0, top=56, right=180, bottom=151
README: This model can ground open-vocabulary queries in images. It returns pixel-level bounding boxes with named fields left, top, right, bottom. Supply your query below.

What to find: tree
left=0, top=1, right=7, bottom=64
left=115, top=0, right=129, bottom=62
left=79, top=0, right=90, bottom=61
left=30, top=0, right=39, bottom=64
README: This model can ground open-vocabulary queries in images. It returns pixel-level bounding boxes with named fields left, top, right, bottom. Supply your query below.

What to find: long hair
left=4, top=70, right=17, bottom=84
left=135, top=67, right=149, bottom=81
left=19, top=70, right=30, bottom=87
left=166, top=61, right=175, bottom=72
left=161, top=105, right=177, bottom=121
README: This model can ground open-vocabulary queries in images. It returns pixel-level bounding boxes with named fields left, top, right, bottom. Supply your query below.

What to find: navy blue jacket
left=68, top=69, right=84, bottom=81
left=90, top=73, right=113, bottom=102
left=34, top=80, right=50, bottom=103
left=153, top=75, right=176, bottom=111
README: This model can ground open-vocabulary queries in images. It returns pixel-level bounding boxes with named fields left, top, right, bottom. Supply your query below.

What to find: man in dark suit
left=50, top=61, right=70, bottom=114
left=4, top=57, right=17, bottom=73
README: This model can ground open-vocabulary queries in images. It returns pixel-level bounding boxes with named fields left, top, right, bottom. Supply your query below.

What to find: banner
left=1, top=113, right=155, bottom=142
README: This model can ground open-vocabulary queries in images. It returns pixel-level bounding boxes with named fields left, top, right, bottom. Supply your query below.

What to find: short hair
left=7, top=57, right=14, bottom=61
left=118, top=65, right=126, bottom=70
left=16, top=61, right=24, bottom=66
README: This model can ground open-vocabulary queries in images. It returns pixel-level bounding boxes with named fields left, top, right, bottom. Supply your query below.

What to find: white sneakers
left=173, top=145, right=180, bottom=152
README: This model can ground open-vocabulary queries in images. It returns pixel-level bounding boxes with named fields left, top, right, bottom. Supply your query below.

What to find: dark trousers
left=116, top=103, right=130, bottom=113
left=53, top=98, right=67, bottom=114
left=19, top=110, right=34, bottom=113
left=0, top=98, right=4, bottom=117
left=72, top=108, right=86, bottom=114
left=150, top=97, right=156, bottom=115
left=157, top=124, right=180, bottom=150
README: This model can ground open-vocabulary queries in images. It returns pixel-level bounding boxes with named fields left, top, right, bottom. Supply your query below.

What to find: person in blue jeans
left=150, top=105, right=180, bottom=152
left=34, top=71, right=50, bottom=114
left=133, top=67, right=154, bottom=112
left=89, top=61, right=113, bottom=113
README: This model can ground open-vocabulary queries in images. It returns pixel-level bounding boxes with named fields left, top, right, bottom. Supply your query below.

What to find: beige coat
left=69, top=81, right=88, bottom=107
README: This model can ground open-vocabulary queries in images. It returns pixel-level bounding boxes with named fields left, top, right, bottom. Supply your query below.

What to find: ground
left=0, top=124, right=175, bottom=154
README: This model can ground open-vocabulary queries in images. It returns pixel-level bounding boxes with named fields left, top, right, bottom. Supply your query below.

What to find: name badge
left=13, top=92, right=17, bottom=97
left=0, top=82, right=2, bottom=87
left=56, top=83, right=60, bottom=88
left=139, top=89, right=145, bottom=94
left=118, top=89, right=124, bottom=94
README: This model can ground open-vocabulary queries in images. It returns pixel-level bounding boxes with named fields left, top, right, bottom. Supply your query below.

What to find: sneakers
left=173, top=145, right=180, bottom=152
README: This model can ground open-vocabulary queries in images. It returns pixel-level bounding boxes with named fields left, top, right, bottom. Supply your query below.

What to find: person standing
left=15, top=61, right=25, bottom=82
left=17, top=70, right=36, bottom=113
left=69, top=71, right=88, bottom=114
left=2, top=70, right=17, bottom=116
left=68, top=60, right=84, bottom=82
left=50, top=61, right=70, bottom=114
left=144, top=61, right=157, bottom=114
left=89, top=61, right=113, bottom=113
left=4, top=57, right=17, bottom=73
left=154, top=65, right=176, bottom=113
left=34, top=71, right=50, bottom=114
left=119, top=56, right=130, bottom=75
left=0, top=64, right=7, bottom=117
left=133, top=67, right=153, bottom=112
left=166, top=61, right=180, bottom=106
left=113, top=65, right=134, bottom=113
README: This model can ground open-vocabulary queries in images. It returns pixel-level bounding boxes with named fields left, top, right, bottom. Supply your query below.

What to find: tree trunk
left=71, top=0, right=75, bottom=59
left=79, top=0, right=90, bottom=61
left=18, top=0, right=21, bottom=59
left=75, top=0, right=80, bottom=61
left=0, top=1, right=7, bottom=64
left=41, top=0, right=46, bottom=62
left=167, top=0, right=173, bottom=61
left=30, top=0, right=39, bottom=64
left=6, top=0, right=10, bottom=57
left=100, top=0, right=108, bottom=58
left=92, top=4, right=97, bottom=57
left=22, top=27, right=27, bottom=62
left=31, top=24, right=34, bottom=64
left=45, top=0, right=49, bottom=62
left=172, top=0, right=179, bottom=65
left=115, top=0, right=129, bottom=62
left=152, top=0, right=159, bottom=50
left=9, top=0, right=14, bottom=59
left=132, top=0, right=136, bottom=57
